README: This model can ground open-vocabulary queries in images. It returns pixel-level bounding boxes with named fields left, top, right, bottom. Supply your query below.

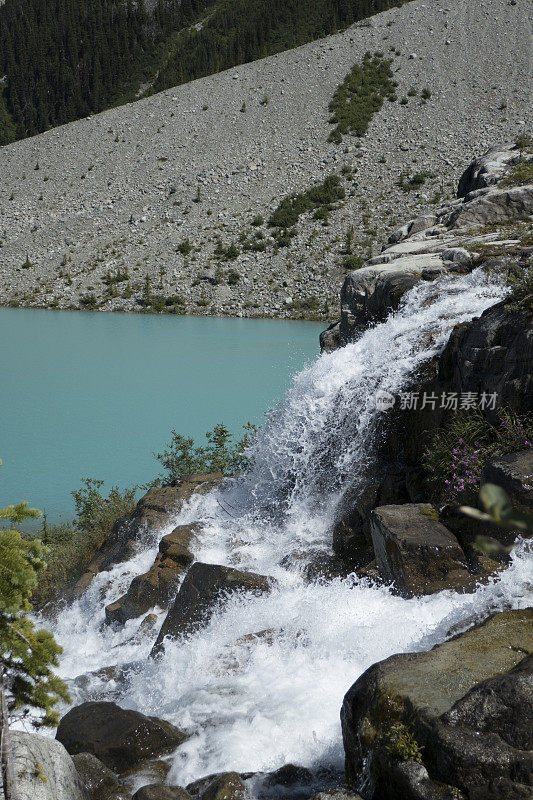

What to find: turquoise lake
left=0, top=309, right=323, bottom=524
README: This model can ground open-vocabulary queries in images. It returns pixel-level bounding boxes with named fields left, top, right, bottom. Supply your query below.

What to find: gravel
left=0, top=0, right=531, bottom=320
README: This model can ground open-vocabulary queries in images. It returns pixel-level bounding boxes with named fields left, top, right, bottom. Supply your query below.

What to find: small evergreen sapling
left=0, top=462, right=70, bottom=727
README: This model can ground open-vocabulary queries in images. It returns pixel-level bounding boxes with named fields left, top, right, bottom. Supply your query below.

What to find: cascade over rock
left=324, top=142, right=533, bottom=347
left=72, top=476, right=222, bottom=597
left=105, top=524, right=200, bottom=625
left=152, top=563, right=275, bottom=654
left=341, top=608, right=533, bottom=800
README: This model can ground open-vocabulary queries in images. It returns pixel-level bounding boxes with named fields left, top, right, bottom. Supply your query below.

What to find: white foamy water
left=42, top=270, right=532, bottom=789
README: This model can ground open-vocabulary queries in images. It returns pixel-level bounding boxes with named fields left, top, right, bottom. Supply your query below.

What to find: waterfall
left=42, top=269, right=532, bottom=790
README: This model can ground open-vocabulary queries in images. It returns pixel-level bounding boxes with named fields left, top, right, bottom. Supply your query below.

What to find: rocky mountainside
left=0, top=0, right=531, bottom=319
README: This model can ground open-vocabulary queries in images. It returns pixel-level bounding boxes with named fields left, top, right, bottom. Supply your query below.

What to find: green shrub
left=79, top=292, right=98, bottom=308
left=155, top=423, right=256, bottom=482
left=227, top=268, right=240, bottom=285
left=177, top=239, right=192, bottom=255
left=343, top=254, right=365, bottom=270
left=269, top=175, right=344, bottom=228
left=397, top=170, right=434, bottom=192
left=385, top=723, right=423, bottom=763
left=505, top=261, right=533, bottom=311
left=499, top=161, right=533, bottom=188
left=327, top=52, right=395, bottom=143
left=421, top=87, right=432, bottom=100
left=251, top=214, right=264, bottom=226
left=423, top=410, right=532, bottom=505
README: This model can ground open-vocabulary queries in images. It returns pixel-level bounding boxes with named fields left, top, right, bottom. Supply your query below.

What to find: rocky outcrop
left=105, top=524, right=200, bottom=625
left=56, top=701, right=188, bottom=772
left=330, top=143, right=533, bottom=345
left=9, top=732, right=89, bottom=800
left=72, top=752, right=122, bottom=800
left=457, top=142, right=528, bottom=197
left=152, top=563, right=274, bottom=654
left=72, top=475, right=222, bottom=596
left=341, top=608, right=533, bottom=800
left=369, top=504, right=472, bottom=597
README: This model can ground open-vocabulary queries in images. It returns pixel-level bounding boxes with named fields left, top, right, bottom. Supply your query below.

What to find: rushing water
left=42, top=270, right=532, bottom=792
left=0, top=309, right=323, bottom=524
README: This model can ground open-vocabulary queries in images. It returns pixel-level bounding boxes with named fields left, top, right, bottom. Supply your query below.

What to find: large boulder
left=369, top=504, right=472, bottom=597
left=105, top=524, right=199, bottom=625
left=9, top=731, right=89, bottom=800
left=133, top=787, right=192, bottom=800
left=186, top=772, right=249, bottom=800
left=72, top=476, right=222, bottom=595
left=56, top=701, right=188, bottom=772
left=152, top=563, right=274, bottom=654
left=72, top=752, right=121, bottom=800
left=341, top=608, right=533, bottom=799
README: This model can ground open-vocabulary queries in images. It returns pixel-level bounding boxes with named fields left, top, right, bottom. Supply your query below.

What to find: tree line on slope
left=0, top=0, right=406, bottom=146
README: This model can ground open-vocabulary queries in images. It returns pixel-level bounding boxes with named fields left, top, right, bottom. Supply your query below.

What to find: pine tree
left=0, top=461, right=70, bottom=728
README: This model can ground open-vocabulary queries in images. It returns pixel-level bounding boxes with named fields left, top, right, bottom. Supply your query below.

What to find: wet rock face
left=133, top=786, right=193, bottom=800
left=56, top=701, right=188, bottom=773
left=186, top=772, right=249, bottom=800
left=9, top=732, right=89, bottom=800
left=341, top=609, right=533, bottom=800
left=72, top=752, right=121, bottom=800
left=369, top=503, right=471, bottom=597
left=105, top=524, right=200, bottom=625
left=151, top=562, right=275, bottom=654
left=437, top=301, right=533, bottom=424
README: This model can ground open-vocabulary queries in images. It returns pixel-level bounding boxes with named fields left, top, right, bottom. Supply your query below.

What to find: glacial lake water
left=0, top=308, right=323, bottom=524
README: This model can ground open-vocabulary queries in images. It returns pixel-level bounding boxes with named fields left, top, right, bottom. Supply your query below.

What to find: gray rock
left=341, top=609, right=533, bottom=799
left=9, top=731, right=89, bottom=800
left=370, top=503, right=471, bottom=596
left=457, top=143, right=522, bottom=197
left=56, top=701, right=188, bottom=772
left=447, top=185, right=533, bottom=229
left=152, top=563, right=274, bottom=654
left=72, top=752, right=120, bottom=800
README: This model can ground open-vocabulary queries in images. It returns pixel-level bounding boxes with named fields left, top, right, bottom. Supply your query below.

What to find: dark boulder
left=263, top=764, right=313, bottom=787
left=72, top=752, right=121, bottom=800
left=369, top=504, right=472, bottom=596
left=56, top=701, right=188, bottom=773
left=152, top=563, right=274, bottom=654
left=105, top=524, right=199, bottom=625
left=341, top=608, right=533, bottom=799
left=186, top=772, right=249, bottom=800
left=132, top=786, right=192, bottom=800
